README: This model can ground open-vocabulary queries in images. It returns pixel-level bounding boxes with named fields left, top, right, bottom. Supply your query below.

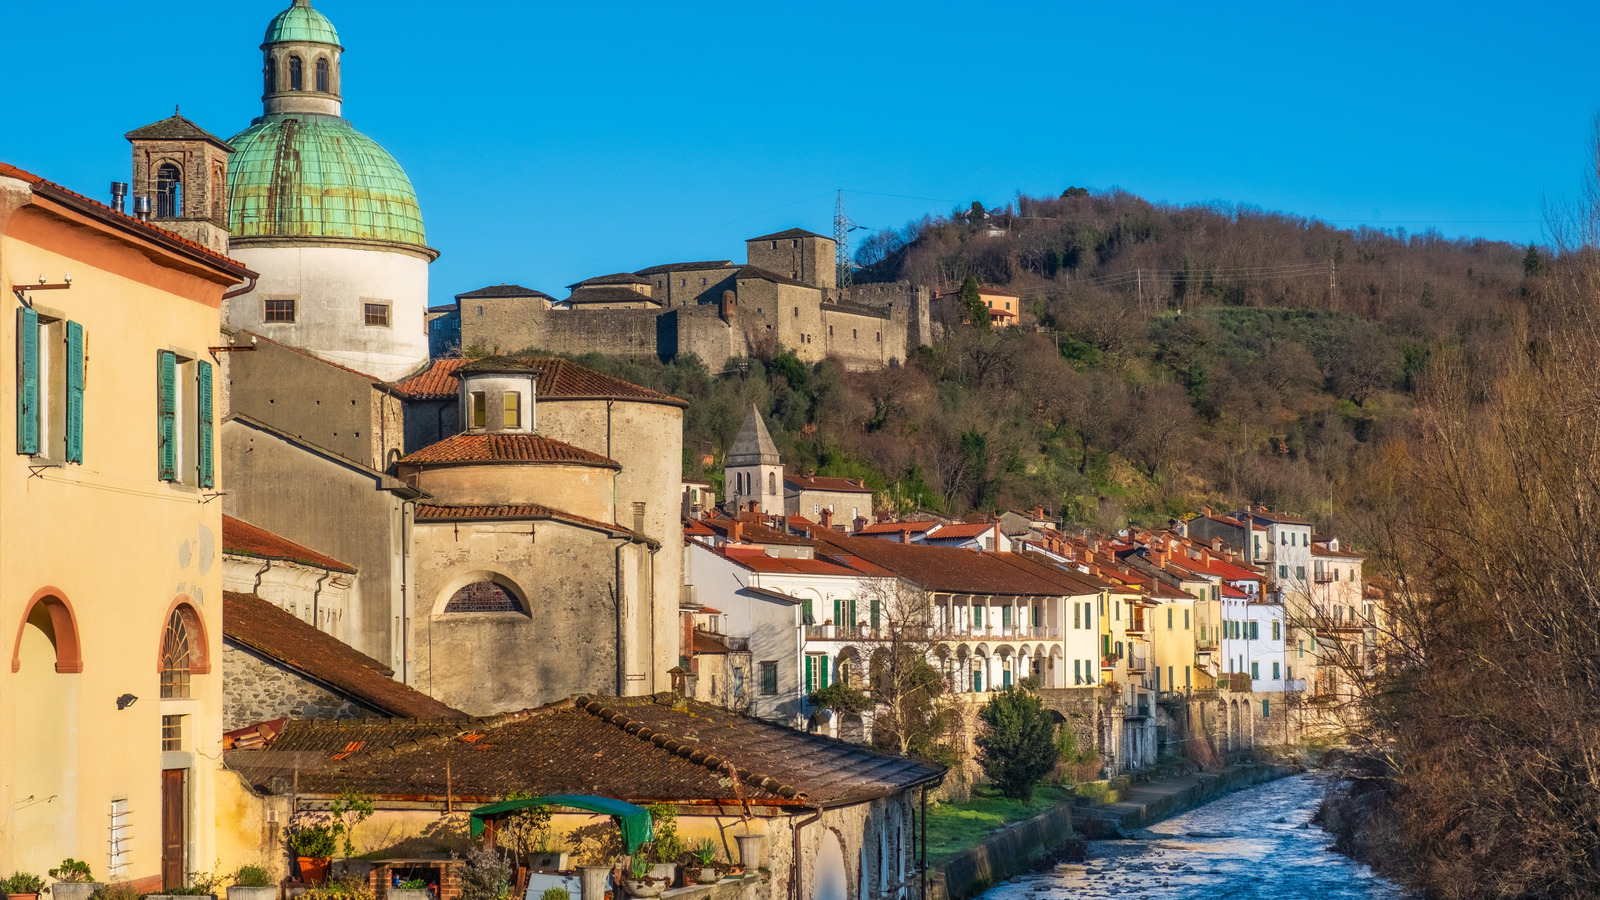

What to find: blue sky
left=7, top=1, right=1595, bottom=306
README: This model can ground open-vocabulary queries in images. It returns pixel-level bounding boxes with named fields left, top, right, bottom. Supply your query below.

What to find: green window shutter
left=804, top=655, right=814, bottom=693
left=1102, top=634, right=1109, bottom=657
left=158, top=350, right=177, bottom=480
left=1002, top=606, right=1012, bottom=628
left=1033, top=605, right=1041, bottom=627
left=802, top=599, right=814, bottom=626
left=849, top=598, right=857, bottom=627
left=16, top=307, right=39, bottom=455
left=197, top=360, right=214, bottom=488
left=820, top=655, right=830, bottom=689
left=65, top=320, right=84, bottom=463
left=870, top=599, right=881, bottom=630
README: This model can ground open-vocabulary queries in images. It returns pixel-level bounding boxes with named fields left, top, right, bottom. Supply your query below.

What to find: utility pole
left=1328, top=260, right=1337, bottom=306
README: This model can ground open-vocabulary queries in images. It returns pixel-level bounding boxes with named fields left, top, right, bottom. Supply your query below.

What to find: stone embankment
left=929, top=763, right=1299, bottom=900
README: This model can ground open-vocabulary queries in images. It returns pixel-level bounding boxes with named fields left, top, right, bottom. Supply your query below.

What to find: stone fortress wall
left=458, top=230, right=931, bottom=370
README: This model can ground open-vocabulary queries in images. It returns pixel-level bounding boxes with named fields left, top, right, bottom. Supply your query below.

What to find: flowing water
left=978, top=774, right=1412, bottom=900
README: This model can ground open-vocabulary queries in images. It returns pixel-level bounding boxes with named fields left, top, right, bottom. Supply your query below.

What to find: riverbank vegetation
left=923, top=783, right=1076, bottom=864
left=1316, top=149, right=1600, bottom=898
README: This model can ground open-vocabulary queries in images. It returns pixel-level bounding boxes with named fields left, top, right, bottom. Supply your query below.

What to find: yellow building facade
left=1, top=164, right=250, bottom=888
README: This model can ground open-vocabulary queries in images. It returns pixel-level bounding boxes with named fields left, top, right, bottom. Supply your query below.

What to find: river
left=978, top=774, right=1412, bottom=900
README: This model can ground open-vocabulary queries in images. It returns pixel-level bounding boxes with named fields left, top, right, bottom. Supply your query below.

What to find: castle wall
left=462, top=295, right=664, bottom=359
left=646, top=267, right=739, bottom=308
left=820, top=306, right=902, bottom=370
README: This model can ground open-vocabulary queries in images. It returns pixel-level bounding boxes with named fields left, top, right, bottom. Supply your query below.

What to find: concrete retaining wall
left=929, top=804, right=1074, bottom=900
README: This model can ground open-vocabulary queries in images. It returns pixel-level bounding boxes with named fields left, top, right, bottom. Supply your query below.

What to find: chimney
left=853, top=515, right=867, bottom=533
left=820, top=508, right=834, bottom=529
left=1152, top=549, right=1168, bottom=568
left=110, top=182, right=128, bottom=214
left=747, top=500, right=758, bottom=514
left=133, top=196, right=152, bottom=221
left=1201, top=505, right=1213, bottom=517
left=730, top=520, right=744, bottom=543
left=876, top=510, right=893, bottom=523
left=720, top=289, right=736, bottom=323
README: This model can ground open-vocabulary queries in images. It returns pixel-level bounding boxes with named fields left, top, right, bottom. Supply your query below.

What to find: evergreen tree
left=957, top=275, right=991, bottom=330
left=974, top=684, right=1058, bottom=800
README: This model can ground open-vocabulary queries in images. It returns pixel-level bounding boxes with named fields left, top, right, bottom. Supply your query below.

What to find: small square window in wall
left=264, top=298, right=296, bottom=323
left=161, top=714, right=183, bottom=752
left=364, top=302, right=390, bottom=327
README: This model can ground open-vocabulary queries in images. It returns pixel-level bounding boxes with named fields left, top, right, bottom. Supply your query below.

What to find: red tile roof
left=414, top=503, right=654, bottom=545
left=401, top=433, right=619, bottom=467
left=0, top=161, right=250, bottom=276
left=223, top=515, right=356, bottom=573
left=927, top=522, right=996, bottom=539
left=692, top=632, right=732, bottom=654
left=809, top=533, right=1100, bottom=597
left=785, top=474, right=873, bottom=494
left=225, top=695, right=942, bottom=806
left=856, top=521, right=940, bottom=536
left=699, top=515, right=813, bottom=546
left=222, top=592, right=464, bottom=720
left=393, top=357, right=687, bottom=407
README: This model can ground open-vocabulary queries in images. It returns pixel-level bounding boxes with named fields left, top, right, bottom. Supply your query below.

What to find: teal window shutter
left=158, top=351, right=177, bottom=480
left=804, top=656, right=815, bottom=693
left=1002, top=606, right=1012, bottom=628
left=65, top=321, right=84, bottom=463
left=820, top=654, right=830, bottom=689
left=849, top=598, right=857, bottom=627
left=16, top=307, right=39, bottom=455
left=1032, top=605, right=1041, bottom=627
left=802, top=598, right=814, bottom=626
left=197, top=360, right=214, bottom=488
left=870, top=599, right=881, bottom=630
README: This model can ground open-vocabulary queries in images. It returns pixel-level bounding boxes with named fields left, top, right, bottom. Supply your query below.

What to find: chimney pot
left=731, top=521, right=744, bottom=543
left=820, top=508, right=834, bottom=529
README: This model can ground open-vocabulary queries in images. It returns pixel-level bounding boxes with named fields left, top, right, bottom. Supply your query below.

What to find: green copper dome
left=226, top=114, right=427, bottom=248
left=264, top=0, right=340, bottom=46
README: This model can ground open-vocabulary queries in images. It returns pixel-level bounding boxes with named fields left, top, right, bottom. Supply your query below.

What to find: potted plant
left=688, top=841, right=718, bottom=885
left=87, top=886, right=140, bottom=900
left=618, top=858, right=665, bottom=899
left=642, top=804, right=681, bottom=885
left=227, top=867, right=277, bottom=900
left=387, top=878, right=429, bottom=900
left=2, top=873, right=46, bottom=900
left=539, top=889, right=569, bottom=900
left=733, top=832, right=764, bottom=871
left=147, top=871, right=226, bottom=900
left=49, top=860, right=101, bottom=900
left=290, top=824, right=337, bottom=884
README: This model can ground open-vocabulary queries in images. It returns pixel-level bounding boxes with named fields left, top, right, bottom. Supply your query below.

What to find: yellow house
left=1, top=163, right=251, bottom=888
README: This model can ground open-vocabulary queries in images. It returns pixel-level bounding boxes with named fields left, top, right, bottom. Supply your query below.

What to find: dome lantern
left=261, top=0, right=344, bottom=117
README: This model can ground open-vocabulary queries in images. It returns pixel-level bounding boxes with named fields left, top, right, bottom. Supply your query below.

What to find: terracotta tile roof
left=222, top=592, right=464, bottom=720
left=455, top=284, right=556, bottom=300
left=718, top=548, right=882, bottom=578
left=700, top=515, right=813, bottom=546
left=692, top=632, right=732, bottom=654
left=785, top=474, right=873, bottom=494
left=684, top=519, right=716, bottom=537
left=223, top=515, right=355, bottom=573
left=400, top=433, right=620, bottom=467
left=567, top=272, right=652, bottom=288
left=856, top=521, right=940, bottom=536
left=927, top=522, right=996, bottom=540
left=0, top=161, right=251, bottom=276
left=226, top=695, right=941, bottom=806
left=747, top=227, right=830, bottom=243
left=634, top=261, right=735, bottom=276
left=809, top=533, right=1097, bottom=597
left=391, top=357, right=688, bottom=408
left=562, top=286, right=662, bottom=305
left=415, top=503, right=654, bottom=545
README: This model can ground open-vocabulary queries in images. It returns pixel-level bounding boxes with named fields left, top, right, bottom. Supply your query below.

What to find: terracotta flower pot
left=297, top=857, right=331, bottom=885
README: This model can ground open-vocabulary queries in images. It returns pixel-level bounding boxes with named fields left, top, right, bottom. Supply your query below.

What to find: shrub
left=299, top=878, right=373, bottom=900
left=974, top=686, right=1058, bottom=800
left=49, top=861, right=93, bottom=884
left=233, top=868, right=273, bottom=889
left=539, top=889, right=569, bottom=900
left=289, top=825, right=338, bottom=859
left=88, top=886, right=140, bottom=900
left=458, top=846, right=510, bottom=900
left=2, top=874, right=46, bottom=895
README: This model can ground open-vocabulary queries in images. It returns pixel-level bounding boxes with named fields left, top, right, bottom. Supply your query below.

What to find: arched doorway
left=12, top=591, right=82, bottom=872
left=814, top=830, right=848, bottom=900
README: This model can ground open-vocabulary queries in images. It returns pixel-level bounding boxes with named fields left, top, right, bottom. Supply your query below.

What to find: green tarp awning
left=468, top=794, right=654, bottom=853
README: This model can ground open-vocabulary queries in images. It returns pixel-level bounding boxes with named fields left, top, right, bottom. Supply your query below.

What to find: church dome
left=226, top=114, right=428, bottom=249
left=264, top=0, right=340, bottom=46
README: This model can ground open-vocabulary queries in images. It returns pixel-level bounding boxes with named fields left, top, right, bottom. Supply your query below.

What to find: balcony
left=805, top=624, right=881, bottom=641
left=1314, top=573, right=1335, bottom=584
left=1126, top=646, right=1148, bottom=673
left=1284, top=678, right=1307, bottom=692
left=1125, top=615, right=1147, bottom=635
left=1217, top=673, right=1253, bottom=692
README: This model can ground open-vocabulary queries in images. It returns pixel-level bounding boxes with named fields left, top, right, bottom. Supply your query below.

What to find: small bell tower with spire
left=725, top=406, right=784, bottom=516
left=123, top=105, right=235, bottom=253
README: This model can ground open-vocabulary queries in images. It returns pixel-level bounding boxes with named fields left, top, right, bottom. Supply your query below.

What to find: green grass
left=924, top=784, right=1075, bottom=863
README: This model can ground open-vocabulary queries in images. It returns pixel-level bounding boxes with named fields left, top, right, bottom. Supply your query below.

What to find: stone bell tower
left=124, top=109, right=235, bottom=253
left=725, top=406, right=784, bottom=515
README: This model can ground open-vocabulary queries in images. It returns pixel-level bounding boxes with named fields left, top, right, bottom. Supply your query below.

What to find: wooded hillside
left=558, top=188, right=1539, bottom=534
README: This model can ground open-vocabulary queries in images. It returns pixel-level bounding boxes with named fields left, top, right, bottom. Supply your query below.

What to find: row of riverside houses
left=2, top=2, right=942, bottom=894
left=678, top=409, right=1383, bottom=779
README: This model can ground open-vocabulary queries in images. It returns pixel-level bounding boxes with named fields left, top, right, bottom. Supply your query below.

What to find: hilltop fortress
left=445, top=228, right=933, bottom=369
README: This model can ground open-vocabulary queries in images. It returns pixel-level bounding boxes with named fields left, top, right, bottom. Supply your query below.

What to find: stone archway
left=12, top=590, right=82, bottom=872
left=814, top=829, right=848, bottom=900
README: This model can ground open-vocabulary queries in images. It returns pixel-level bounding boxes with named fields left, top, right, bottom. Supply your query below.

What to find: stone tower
left=124, top=112, right=235, bottom=253
left=746, top=228, right=837, bottom=289
left=222, top=0, right=437, bottom=381
left=725, top=406, right=783, bottom=515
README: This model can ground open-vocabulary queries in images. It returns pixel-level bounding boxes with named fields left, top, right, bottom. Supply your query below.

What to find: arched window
left=768, top=472, right=776, bottom=494
left=10, top=590, right=83, bottom=674
left=155, top=164, right=182, bottom=218
left=160, top=610, right=192, bottom=699
left=444, top=581, right=522, bottom=613
left=289, top=55, right=303, bottom=91
left=316, top=57, right=330, bottom=93
left=265, top=56, right=277, bottom=94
